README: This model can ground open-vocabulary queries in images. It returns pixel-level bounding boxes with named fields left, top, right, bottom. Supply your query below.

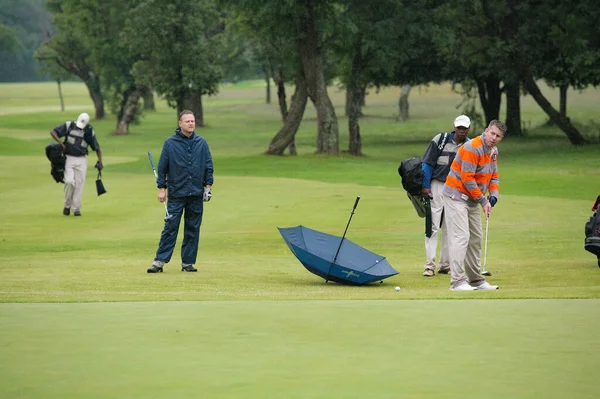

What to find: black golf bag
left=45, top=143, right=66, bottom=183
left=398, top=157, right=433, bottom=237
left=585, top=195, right=600, bottom=267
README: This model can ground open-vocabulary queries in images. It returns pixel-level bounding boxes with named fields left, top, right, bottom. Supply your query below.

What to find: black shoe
left=147, top=265, right=163, bottom=273
left=74, top=210, right=81, bottom=216
left=63, top=207, right=70, bottom=216
left=438, top=268, right=450, bottom=274
left=181, top=264, right=197, bottom=272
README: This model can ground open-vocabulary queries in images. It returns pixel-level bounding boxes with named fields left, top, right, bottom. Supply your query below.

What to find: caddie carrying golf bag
left=398, top=157, right=432, bottom=237
left=45, top=143, right=66, bottom=183
left=584, top=195, right=600, bottom=268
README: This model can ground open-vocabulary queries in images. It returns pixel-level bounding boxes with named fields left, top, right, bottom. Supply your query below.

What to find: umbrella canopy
left=278, top=225, right=399, bottom=285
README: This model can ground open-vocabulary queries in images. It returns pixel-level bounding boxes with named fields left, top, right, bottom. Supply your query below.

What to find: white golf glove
left=203, top=187, right=212, bottom=202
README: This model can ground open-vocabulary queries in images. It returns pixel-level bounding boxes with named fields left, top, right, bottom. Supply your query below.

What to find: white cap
left=76, top=113, right=90, bottom=129
left=454, top=115, right=471, bottom=128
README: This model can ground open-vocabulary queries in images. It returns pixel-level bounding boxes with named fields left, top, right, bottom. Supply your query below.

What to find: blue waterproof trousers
left=154, top=196, right=204, bottom=265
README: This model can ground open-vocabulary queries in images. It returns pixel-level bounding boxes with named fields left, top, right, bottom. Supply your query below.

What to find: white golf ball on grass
left=395, top=286, right=401, bottom=292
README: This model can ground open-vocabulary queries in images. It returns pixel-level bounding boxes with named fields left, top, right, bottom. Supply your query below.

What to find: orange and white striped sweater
left=442, top=132, right=499, bottom=206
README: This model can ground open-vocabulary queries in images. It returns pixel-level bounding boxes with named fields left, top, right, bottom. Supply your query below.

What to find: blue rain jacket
left=157, top=128, right=214, bottom=198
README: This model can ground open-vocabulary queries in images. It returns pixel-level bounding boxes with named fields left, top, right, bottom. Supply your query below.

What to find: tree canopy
left=11, top=0, right=600, bottom=145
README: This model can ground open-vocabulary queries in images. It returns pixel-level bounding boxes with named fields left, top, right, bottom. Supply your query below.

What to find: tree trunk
left=50, top=55, right=105, bottom=120
left=298, top=0, right=339, bottom=154
left=345, top=87, right=364, bottom=117
left=266, top=74, right=308, bottom=155
left=191, top=93, right=204, bottom=127
left=347, top=38, right=364, bottom=156
left=142, top=86, right=155, bottom=111
left=475, top=76, right=502, bottom=124
left=360, top=85, right=366, bottom=106
left=57, top=79, right=65, bottom=112
left=348, top=87, right=362, bottom=155
left=83, top=75, right=105, bottom=120
left=398, top=85, right=411, bottom=122
left=275, top=75, right=288, bottom=122
left=115, top=86, right=142, bottom=135
left=521, top=72, right=587, bottom=145
left=560, top=84, right=568, bottom=117
left=265, top=70, right=271, bottom=104
left=177, top=91, right=204, bottom=127
left=504, top=81, right=522, bottom=136
left=345, top=89, right=351, bottom=117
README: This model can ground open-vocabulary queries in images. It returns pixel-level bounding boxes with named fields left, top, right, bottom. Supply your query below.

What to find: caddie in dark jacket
left=50, top=112, right=103, bottom=217
left=147, top=110, right=214, bottom=273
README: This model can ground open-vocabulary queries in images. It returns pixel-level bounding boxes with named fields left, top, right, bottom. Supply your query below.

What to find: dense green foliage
left=3, top=0, right=600, bottom=145
left=0, top=0, right=51, bottom=82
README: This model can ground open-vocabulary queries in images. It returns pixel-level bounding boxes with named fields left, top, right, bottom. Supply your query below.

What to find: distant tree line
left=1, top=0, right=599, bottom=148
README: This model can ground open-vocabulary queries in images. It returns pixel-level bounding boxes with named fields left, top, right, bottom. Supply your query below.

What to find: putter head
left=482, top=270, right=493, bottom=276
left=164, top=213, right=173, bottom=222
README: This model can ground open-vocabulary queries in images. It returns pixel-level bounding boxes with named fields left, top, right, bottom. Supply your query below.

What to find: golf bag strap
left=437, top=132, right=450, bottom=152
left=592, top=195, right=600, bottom=212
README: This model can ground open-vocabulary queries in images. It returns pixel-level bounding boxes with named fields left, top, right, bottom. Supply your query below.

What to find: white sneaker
left=474, top=281, right=499, bottom=290
left=450, top=283, right=476, bottom=291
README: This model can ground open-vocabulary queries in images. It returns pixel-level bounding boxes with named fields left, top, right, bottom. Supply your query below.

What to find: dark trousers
left=154, top=196, right=204, bottom=265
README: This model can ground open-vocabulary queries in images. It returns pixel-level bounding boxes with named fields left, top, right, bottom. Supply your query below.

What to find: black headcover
left=45, top=143, right=66, bottom=183
left=95, top=164, right=107, bottom=196
left=585, top=195, right=600, bottom=262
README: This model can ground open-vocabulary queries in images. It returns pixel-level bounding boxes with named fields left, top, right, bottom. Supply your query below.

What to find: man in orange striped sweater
left=442, top=120, right=506, bottom=291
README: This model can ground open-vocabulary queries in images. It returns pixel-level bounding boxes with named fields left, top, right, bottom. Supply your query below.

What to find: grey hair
left=488, top=119, right=507, bottom=134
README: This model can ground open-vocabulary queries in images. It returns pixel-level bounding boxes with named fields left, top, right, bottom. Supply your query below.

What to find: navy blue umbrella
left=278, top=197, right=399, bottom=285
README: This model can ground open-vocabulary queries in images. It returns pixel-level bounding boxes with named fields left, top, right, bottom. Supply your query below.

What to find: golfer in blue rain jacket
left=147, top=110, right=214, bottom=273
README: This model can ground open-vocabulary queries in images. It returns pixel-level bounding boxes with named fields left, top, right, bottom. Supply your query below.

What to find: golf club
left=147, top=152, right=172, bottom=222
left=482, top=216, right=492, bottom=276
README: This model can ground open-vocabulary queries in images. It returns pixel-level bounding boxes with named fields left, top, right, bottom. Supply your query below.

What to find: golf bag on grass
left=398, top=157, right=432, bottom=237
left=584, top=195, right=600, bottom=268
left=45, top=143, right=66, bottom=183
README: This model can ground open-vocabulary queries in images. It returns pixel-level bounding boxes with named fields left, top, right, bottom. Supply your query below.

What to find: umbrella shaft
left=327, top=211, right=355, bottom=281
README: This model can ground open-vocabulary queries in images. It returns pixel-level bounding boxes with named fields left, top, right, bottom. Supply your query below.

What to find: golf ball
left=395, top=286, right=401, bottom=292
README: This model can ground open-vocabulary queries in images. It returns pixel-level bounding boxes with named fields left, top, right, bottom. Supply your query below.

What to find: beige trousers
left=442, top=195, right=485, bottom=288
left=63, top=155, right=87, bottom=211
left=424, top=180, right=449, bottom=271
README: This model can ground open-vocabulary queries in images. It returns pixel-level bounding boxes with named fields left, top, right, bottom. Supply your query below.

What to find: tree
left=68, top=0, right=150, bottom=134
left=40, top=0, right=105, bottom=119
left=222, top=0, right=340, bottom=154
left=437, top=0, right=600, bottom=144
left=221, top=9, right=303, bottom=154
left=332, top=0, right=438, bottom=155
left=265, top=72, right=309, bottom=155
left=35, top=45, right=72, bottom=111
left=435, top=1, right=507, bottom=128
left=0, top=23, right=23, bottom=54
left=0, top=0, right=50, bottom=82
left=124, top=0, right=224, bottom=125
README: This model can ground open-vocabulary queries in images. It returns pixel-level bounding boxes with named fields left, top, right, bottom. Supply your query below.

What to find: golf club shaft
left=148, top=151, right=171, bottom=220
left=482, top=217, right=489, bottom=273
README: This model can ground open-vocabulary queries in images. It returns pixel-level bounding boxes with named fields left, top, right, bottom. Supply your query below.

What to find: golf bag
left=584, top=195, right=600, bottom=267
left=398, top=157, right=423, bottom=196
left=398, top=157, right=433, bottom=237
left=45, top=143, right=66, bottom=184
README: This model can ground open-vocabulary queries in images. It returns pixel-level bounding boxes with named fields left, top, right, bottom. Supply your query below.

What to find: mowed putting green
left=1, top=81, right=599, bottom=398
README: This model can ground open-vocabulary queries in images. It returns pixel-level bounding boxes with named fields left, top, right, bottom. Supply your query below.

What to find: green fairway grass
left=1, top=300, right=599, bottom=399
left=0, top=81, right=599, bottom=398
